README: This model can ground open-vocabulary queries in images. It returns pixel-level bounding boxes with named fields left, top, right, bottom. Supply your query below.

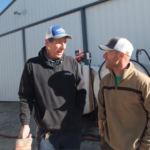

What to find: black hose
left=0, top=133, right=19, bottom=139
left=0, top=133, right=101, bottom=141
left=136, top=49, right=150, bottom=62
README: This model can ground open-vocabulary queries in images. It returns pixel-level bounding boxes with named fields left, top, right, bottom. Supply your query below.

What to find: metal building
left=0, top=0, right=150, bottom=101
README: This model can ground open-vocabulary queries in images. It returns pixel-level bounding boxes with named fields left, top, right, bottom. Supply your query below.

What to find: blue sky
left=0, top=0, right=13, bottom=13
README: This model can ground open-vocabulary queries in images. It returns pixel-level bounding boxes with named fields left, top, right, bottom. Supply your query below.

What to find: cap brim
left=53, top=34, right=72, bottom=39
left=98, top=45, right=115, bottom=51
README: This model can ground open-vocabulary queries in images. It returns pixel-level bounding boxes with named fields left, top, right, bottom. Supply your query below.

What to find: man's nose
left=61, top=43, right=66, bottom=49
left=103, top=52, right=107, bottom=58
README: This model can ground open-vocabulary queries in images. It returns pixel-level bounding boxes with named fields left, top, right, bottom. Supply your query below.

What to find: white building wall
left=0, top=31, right=24, bottom=101
left=86, top=0, right=150, bottom=66
left=25, top=11, right=83, bottom=60
left=0, top=0, right=150, bottom=102
left=0, top=0, right=98, bottom=35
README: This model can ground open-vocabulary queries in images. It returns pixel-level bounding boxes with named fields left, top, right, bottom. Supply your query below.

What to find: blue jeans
left=35, top=123, right=82, bottom=150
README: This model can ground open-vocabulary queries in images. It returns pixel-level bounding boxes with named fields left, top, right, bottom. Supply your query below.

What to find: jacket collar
left=109, top=62, right=135, bottom=80
left=38, top=46, right=64, bottom=68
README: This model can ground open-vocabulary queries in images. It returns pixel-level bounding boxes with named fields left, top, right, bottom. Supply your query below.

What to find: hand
left=19, top=125, right=32, bottom=138
left=98, top=119, right=104, bottom=137
left=139, top=146, right=145, bottom=150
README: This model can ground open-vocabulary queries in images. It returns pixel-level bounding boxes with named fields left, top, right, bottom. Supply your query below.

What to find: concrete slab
left=0, top=102, right=101, bottom=150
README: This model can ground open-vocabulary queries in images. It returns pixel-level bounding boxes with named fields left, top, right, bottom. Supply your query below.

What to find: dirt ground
left=0, top=102, right=101, bottom=150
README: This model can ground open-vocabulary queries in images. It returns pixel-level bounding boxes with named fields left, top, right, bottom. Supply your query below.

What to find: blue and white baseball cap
left=45, top=25, right=72, bottom=39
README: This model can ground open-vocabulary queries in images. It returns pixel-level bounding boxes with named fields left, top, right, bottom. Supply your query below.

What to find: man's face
left=103, top=50, right=120, bottom=70
left=46, top=37, right=67, bottom=60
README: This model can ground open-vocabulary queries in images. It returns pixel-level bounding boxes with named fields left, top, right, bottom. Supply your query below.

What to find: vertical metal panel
left=25, top=11, right=83, bottom=60
left=86, top=0, right=150, bottom=66
left=0, top=31, right=24, bottom=101
left=0, top=0, right=98, bottom=35
left=22, top=29, right=26, bottom=62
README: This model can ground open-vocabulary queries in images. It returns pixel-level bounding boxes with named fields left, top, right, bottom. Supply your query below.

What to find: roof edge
left=0, top=0, right=16, bottom=16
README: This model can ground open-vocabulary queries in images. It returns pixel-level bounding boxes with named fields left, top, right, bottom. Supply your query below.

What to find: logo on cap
left=56, top=28, right=65, bottom=34
left=126, top=51, right=130, bottom=55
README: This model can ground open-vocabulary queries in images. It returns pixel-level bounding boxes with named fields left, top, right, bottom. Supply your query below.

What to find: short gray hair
left=48, top=38, right=54, bottom=43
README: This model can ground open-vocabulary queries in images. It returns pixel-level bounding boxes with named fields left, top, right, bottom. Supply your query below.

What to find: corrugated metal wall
left=0, top=0, right=150, bottom=101
left=0, top=31, right=24, bottom=101
left=86, top=0, right=150, bottom=66
left=25, top=12, right=83, bottom=60
left=0, top=0, right=98, bottom=35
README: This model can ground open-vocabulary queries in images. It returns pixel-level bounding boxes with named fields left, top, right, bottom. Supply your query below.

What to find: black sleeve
left=75, top=61, right=86, bottom=117
left=18, top=61, right=34, bottom=125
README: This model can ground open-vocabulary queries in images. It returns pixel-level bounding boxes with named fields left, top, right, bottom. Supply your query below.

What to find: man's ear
left=45, top=39, right=51, bottom=50
left=45, top=39, right=49, bottom=45
left=120, top=52, right=125, bottom=58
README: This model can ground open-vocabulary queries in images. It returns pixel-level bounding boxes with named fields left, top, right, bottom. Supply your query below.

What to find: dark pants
left=100, top=141, right=140, bottom=150
left=100, top=141, right=114, bottom=150
left=35, top=124, right=81, bottom=150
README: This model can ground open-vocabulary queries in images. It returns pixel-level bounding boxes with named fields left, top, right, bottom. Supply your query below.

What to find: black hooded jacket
left=18, top=46, right=86, bottom=131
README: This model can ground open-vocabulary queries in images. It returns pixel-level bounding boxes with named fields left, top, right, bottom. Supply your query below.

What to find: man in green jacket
left=98, top=37, right=150, bottom=150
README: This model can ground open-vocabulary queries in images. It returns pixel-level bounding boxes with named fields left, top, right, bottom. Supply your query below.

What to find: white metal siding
left=0, top=0, right=98, bottom=35
left=0, top=0, right=150, bottom=102
left=25, top=11, right=83, bottom=60
left=86, top=0, right=150, bottom=66
left=0, top=31, right=24, bottom=101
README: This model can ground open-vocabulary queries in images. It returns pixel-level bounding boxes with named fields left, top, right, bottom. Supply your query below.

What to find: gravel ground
left=0, top=102, right=101, bottom=150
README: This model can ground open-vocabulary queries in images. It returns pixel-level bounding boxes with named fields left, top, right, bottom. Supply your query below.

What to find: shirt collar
left=44, top=50, right=62, bottom=67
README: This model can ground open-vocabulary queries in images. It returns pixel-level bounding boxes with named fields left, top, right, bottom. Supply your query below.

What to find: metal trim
left=0, top=0, right=16, bottom=16
left=81, top=9, right=88, bottom=52
left=22, top=29, right=26, bottom=63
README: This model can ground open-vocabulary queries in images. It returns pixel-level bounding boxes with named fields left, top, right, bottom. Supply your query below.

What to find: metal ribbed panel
left=0, top=0, right=98, bottom=35
left=0, top=0, right=150, bottom=103
left=86, top=0, right=150, bottom=66
left=0, top=0, right=25, bottom=35
left=0, top=31, right=24, bottom=101
left=25, top=11, right=83, bottom=60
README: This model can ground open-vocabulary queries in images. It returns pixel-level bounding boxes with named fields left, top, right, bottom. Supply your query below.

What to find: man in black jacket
left=18, top=25, right=86, bottom=150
